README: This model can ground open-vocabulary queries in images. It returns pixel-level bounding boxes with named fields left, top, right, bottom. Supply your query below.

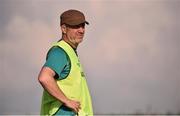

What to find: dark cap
left=60, top=9, right=89, bottom=26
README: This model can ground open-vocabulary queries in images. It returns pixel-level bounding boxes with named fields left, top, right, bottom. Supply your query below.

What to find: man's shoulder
left=46, top=46, right=68, bottom=60
left=48, top=46, right=66, bottom=56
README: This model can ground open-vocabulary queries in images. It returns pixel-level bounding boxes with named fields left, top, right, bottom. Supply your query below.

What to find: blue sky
left=0, top=0, right=180, bottom=115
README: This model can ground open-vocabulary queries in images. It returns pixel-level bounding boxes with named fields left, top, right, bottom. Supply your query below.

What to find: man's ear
left=61, top=24, right=67, bottom=34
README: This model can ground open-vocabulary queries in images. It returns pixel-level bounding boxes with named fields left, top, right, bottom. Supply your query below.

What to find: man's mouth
left=78, top=34, right=84, bottom=37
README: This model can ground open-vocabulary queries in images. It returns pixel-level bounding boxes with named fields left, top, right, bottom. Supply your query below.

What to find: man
left=38, top=9, right=93, bottom=116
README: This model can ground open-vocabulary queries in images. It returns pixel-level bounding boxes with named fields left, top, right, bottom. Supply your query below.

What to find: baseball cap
left=60, top=9, right=89, bottom=26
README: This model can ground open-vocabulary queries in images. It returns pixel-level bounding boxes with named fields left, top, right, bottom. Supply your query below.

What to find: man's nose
left=78, top=27, right=85, bottom=33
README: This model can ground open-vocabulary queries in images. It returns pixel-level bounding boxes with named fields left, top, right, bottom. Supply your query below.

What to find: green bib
left=40, top=40, right=93, bottom=116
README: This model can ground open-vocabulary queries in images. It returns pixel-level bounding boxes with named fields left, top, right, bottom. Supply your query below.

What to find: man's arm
left=38, top=66, right=81, bottom=113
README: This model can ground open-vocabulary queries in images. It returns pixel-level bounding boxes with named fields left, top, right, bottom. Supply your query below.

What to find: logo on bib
left=77, top=62, right=80, bottom=67
left=81, top=72, right=85, bottom=77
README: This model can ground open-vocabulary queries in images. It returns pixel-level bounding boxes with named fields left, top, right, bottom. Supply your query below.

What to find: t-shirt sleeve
left=43, top=46, right=68, bottom=79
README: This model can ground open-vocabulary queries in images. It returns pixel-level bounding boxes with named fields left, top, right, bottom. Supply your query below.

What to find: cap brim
left=64, top=20, right=89, bottom=26
left=85, top=21, right=89, bottom=25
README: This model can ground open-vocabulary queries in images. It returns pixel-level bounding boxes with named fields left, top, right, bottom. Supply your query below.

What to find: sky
left=0, top=0, right=180, bottom=115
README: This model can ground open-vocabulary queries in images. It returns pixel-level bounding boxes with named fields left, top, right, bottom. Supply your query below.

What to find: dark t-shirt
left=43, top=46, right=71, bottom=80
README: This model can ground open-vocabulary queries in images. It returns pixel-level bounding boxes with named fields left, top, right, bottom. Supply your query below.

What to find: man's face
left=64, top=23, right=85, bottom=45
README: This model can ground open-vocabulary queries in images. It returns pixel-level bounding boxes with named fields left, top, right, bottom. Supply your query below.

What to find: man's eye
left=75, top=25, right=80, bottom=28
left=73, top=25, right=84, bottom=29
left=67, top=24, right=85, bottom=29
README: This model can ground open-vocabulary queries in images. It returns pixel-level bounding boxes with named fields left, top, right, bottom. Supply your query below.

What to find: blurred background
left=0, top=0, right=180, bottom=115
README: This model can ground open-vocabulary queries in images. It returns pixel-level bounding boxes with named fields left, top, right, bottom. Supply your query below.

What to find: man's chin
left=77, top=38, right=83, bottom=43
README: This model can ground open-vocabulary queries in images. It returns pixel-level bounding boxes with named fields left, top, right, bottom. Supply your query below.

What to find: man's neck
left=61, top=38, right=78, bottom=50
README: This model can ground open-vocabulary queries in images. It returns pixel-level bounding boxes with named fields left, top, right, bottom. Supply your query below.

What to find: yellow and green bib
left=40, top=40, right=93, bottom=116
